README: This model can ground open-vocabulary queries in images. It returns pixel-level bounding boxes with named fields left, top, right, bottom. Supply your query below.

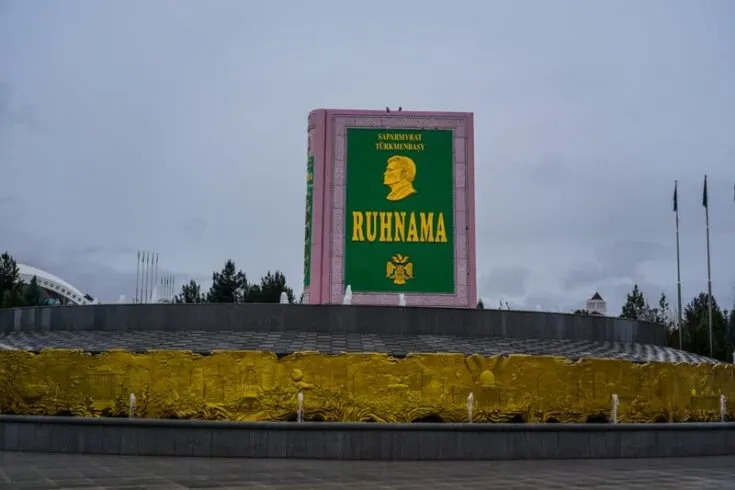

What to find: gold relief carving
left=691, top=395, right=721, bottom=410
left=203, top=364, right=226, bottom=403
left=383, top=155, right=418, bottom=201
left=0, top=350, right=734, bottom=423
left=386, top=254, right=413, bottom=285
left=87, top=372, right=117, bottom=402
left=593, top=372, right=608, bottom=402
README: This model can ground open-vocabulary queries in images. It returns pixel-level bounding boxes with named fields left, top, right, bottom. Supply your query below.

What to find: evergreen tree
left=653, top=293, right=682, bottom=348
left=657, top=293, right=670, bottom=320
left=0, top=251, right=23, bottom=308
left=725, top=308, right=735, bottom=361
left=23, top=275, right=43, bottom=307
left=244, top=282, right=261, bottom=303
left=620, top=284, right=646, bottom=319
left=682, top=292, right=728, bottom=361
left=650, top=292, right=672, bottom=325
left=206, top=260, right=246, bottom=303
left=573, top=309, right=589, bottom=315
left=619, top=287, right=673, bottom=326
left=175, top=279, right=205, bottom=304
left=476, top=299, right=484, bottom=310
left=249, top=270, right=294, bottom=303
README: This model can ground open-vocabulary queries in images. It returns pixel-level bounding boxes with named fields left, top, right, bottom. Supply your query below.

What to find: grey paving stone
left=1, top=452, right=735, bottom=489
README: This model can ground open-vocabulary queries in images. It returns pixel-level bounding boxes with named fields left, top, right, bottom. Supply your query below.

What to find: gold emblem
left=386, top=254, right=413, bottom=285
left=383, top=155, right=417, bottom=201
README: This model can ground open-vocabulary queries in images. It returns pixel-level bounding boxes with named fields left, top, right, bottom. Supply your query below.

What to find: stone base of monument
left=0, top=349, right=732, bottom=424
left=0, top=416, right=734, bottom=459
left=0, top=304, right=733, bottom=429
left=0, top=346, right=732, bottom=424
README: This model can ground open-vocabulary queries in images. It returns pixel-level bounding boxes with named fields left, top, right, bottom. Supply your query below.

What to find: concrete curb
left=1, top=416, right=733, bottom=460
left=0, top=304, right=667, bottom=346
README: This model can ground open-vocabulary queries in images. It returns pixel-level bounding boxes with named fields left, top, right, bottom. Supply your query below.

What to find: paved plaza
left=0, top=452, right=734, bottom=489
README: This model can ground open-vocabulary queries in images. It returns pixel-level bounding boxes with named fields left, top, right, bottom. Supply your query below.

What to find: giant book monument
left=302, top=109, right=476, bottom=307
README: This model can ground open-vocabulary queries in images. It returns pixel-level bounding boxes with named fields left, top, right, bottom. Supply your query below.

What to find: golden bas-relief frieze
left=1, top=350, right=734, bottom=423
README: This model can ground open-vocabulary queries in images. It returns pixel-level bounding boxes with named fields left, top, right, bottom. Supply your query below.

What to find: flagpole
left=141, top=251, right=145, bottom=304
left=148, top=252, right=154, bottom=302
left=154, top=253, right=159, bottom=301
left=141, top=251, right=146, bottom=304
left=135, top=250, right=141, bottom=304
left=704, top=175, right=713, bottom=358
left=143, top=251, right=149, bottom=304
left=674, top=181, right=683, bottom=350
left=145, top=252, right=150, bottom=303
left=148, top=252, right=153, bottom=303
left=148, top=252, right=153, bottom=302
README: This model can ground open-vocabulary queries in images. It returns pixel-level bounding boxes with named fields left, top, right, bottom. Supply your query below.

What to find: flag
left=673, top=181, right=678, bottom=212
left=137, top=250, right=140, bottom=263
left=702, top=175, right=708, bottom=208
left=156, top=253, right=159, bottom=265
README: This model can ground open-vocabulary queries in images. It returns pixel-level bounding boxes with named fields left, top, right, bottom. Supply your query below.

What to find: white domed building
left=16, top=263, right=97, bottom=306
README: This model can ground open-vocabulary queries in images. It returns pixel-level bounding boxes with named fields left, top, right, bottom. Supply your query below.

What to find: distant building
left=586, top=292, right=607, bottom=316
left=17, top=263, right=97, bottom=305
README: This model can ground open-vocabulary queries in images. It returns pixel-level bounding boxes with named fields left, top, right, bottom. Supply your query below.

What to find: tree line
left=0, top=252, right=296, bottom=308
left=578, top=284, right=735, bottom=363
left=0, top=252, right=46, bottom=307
left=174, top=259, right=296, bottom=304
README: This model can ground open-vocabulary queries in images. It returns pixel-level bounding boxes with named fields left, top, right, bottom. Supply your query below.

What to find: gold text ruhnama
left=351, top=211, right=448, bottom=243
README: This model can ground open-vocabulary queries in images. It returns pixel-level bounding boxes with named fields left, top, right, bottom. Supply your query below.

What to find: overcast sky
left=1, top=0, right=733, bottom=313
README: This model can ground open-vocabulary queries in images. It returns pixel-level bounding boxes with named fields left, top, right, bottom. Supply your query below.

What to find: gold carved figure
left=384, top=155, right=417, bottom=201
left=386, top=254, right=413, bottom=285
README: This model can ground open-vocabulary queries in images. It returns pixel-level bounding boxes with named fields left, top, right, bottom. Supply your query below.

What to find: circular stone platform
left=0, top=329, right=713, bottom=364
left=0, top=304, right=731, bottom=426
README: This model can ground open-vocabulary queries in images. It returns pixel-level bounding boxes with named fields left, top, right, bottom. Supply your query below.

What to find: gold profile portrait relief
left=383, top=155, right=417, bottom=201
